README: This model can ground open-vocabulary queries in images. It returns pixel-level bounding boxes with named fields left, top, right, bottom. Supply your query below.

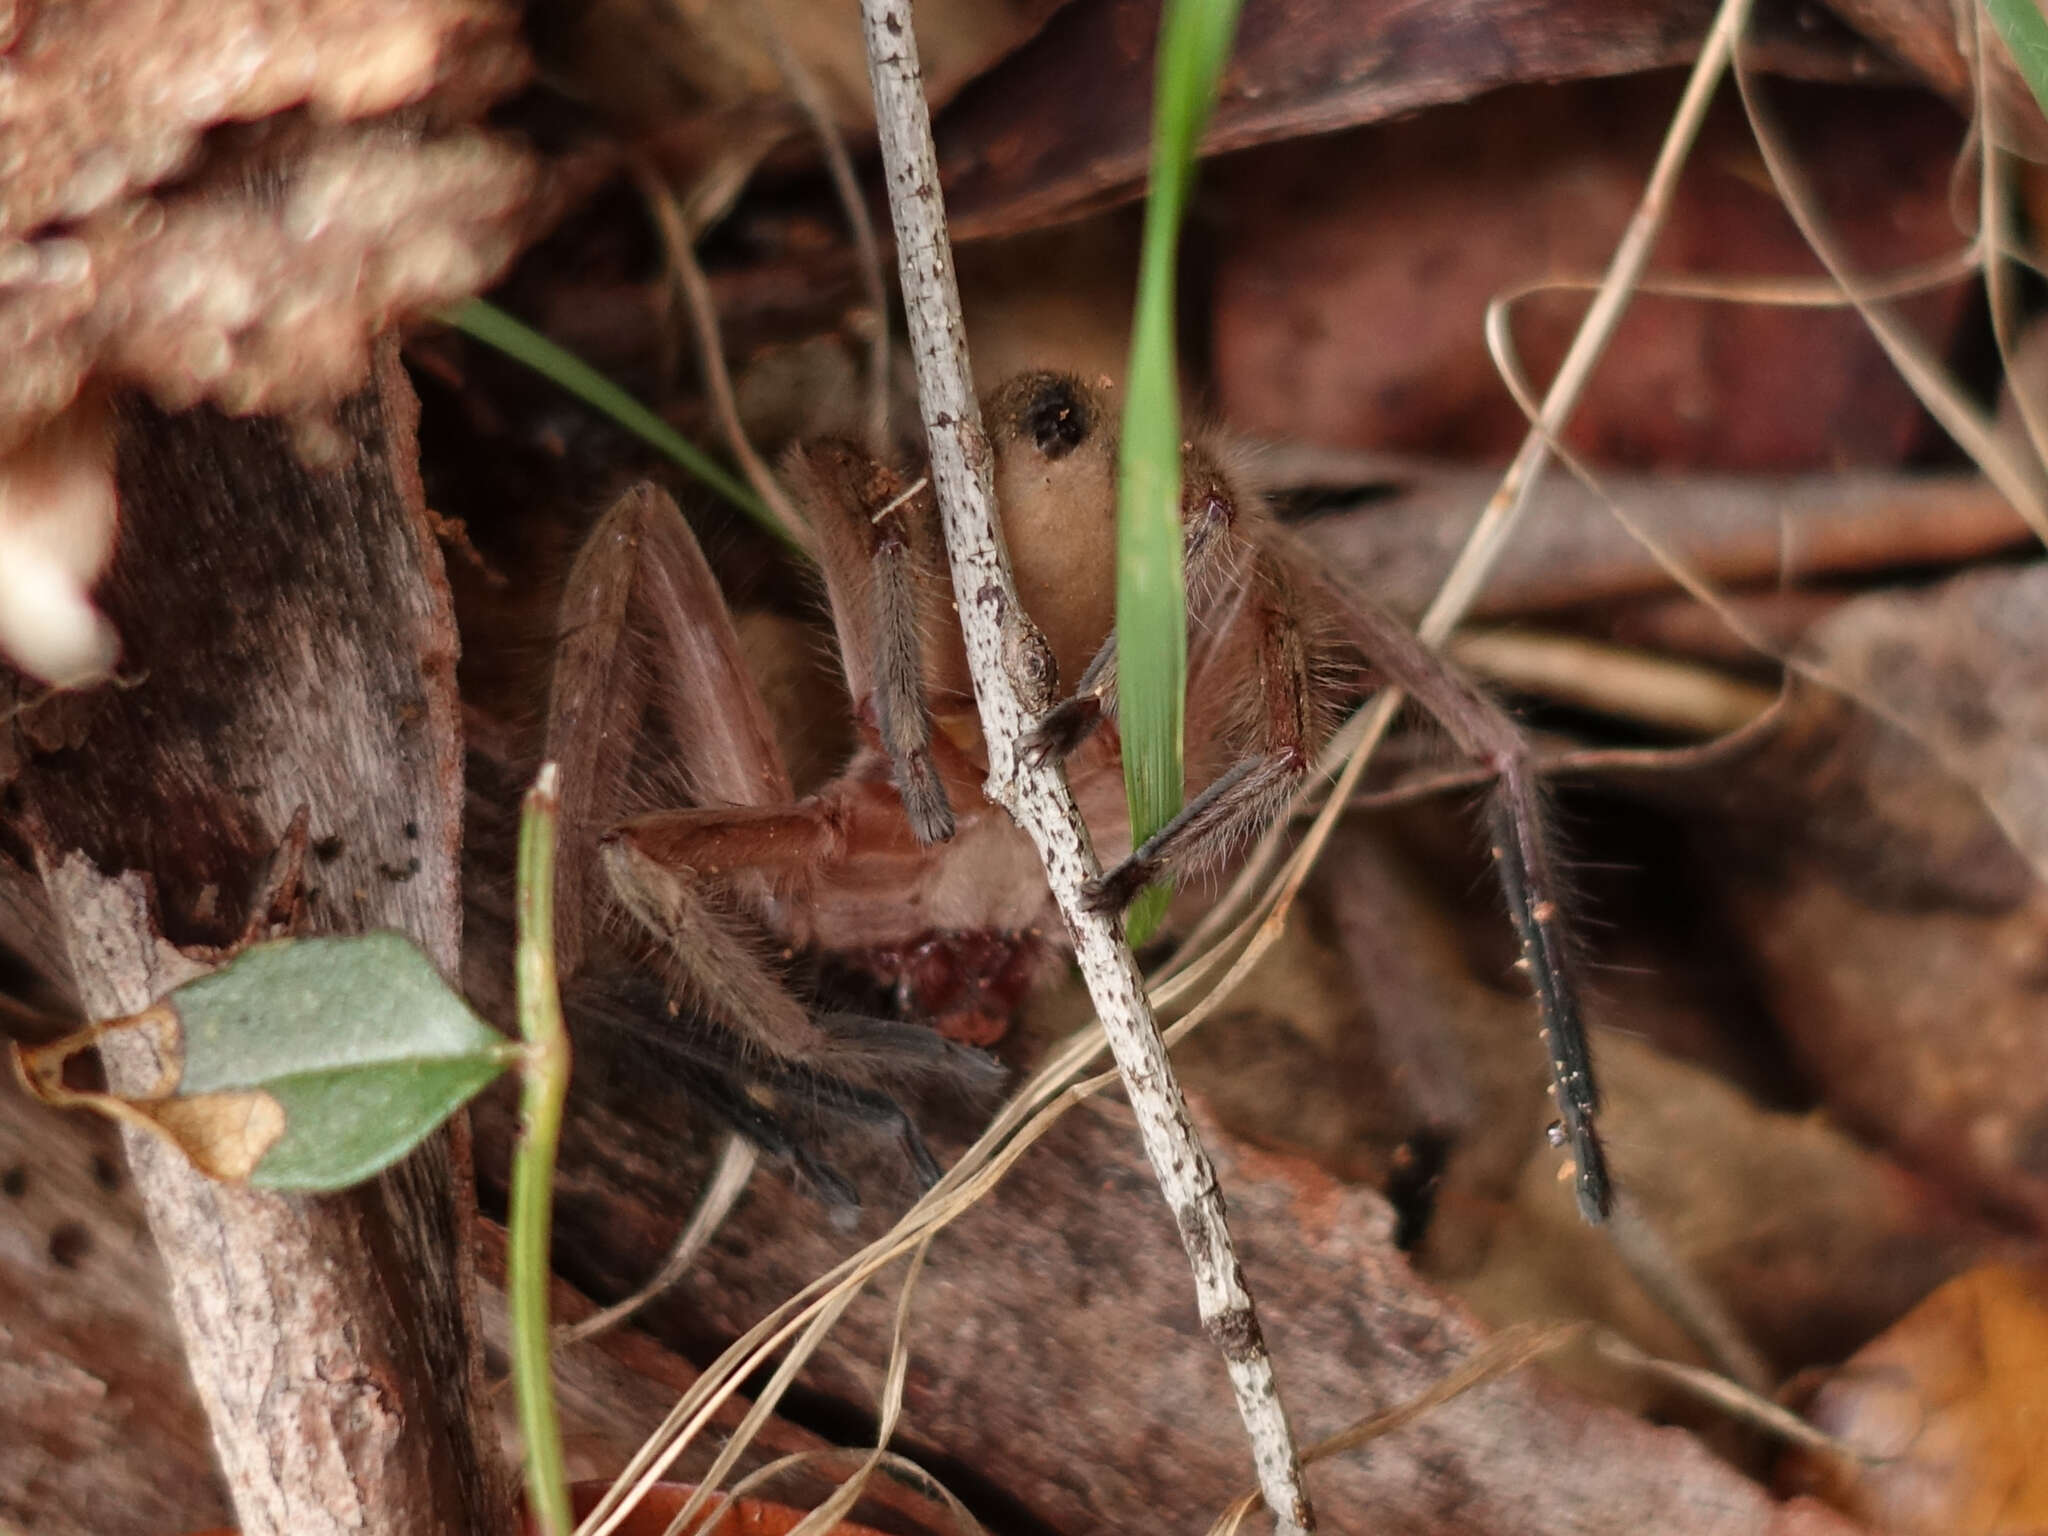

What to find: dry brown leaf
left=536, top=0, right=1061, bottom=155
left=1290, top=463, right=2026, bottom=627
left=1799, top=565, right=2048, bottom=884
left=1208, top=77, right=1968, bottom=466
left=933, top=0, right=1889, bottom=242
left=1822, top=0, right=2048, bottom=158
left=1176, top=821, right=2017, bottom=1407
left=10, top=1006, right=286, bottom=1183
left=1663, top=567, right=2048, bottom=1227
left=1781, top=1264, right=2048, bottom=1534
left=1456, top=1029, right=2021, bottom=1397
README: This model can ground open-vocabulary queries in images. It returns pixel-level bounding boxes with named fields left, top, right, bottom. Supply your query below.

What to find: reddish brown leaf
left=1209, top=78, right=1968, bottom=467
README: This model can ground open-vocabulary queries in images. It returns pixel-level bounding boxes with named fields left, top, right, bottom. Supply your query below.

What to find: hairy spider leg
left=547, top=483, right=976, bottom=1192
left=1012, top=411, right=1614, bottom=1224
left=1080, top=537, right=1318, bottom=917
left=569, top=973, right=950, bottom=1208
left=546, top=483, right=792, bottom=978
left=1023, top=443, right=1246, bottom=767
left=1314, top=572, right=1612, bottom=1224
left=783, top=440, right=957, bottom=845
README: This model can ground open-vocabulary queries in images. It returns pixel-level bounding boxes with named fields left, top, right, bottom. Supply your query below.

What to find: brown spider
left=545, top=372, right=1610, bottom=1221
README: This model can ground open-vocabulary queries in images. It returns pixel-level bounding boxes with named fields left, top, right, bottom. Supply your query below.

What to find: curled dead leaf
left=8, top=1004, right=288, bottom=1181
left=147, top=1092, right=289, bottom=1181
left=1675, top=565, right=2048, bottom=1226
left=1796, top=564, right=2048, bottom=886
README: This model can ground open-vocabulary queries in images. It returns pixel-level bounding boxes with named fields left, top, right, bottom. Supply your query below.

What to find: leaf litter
left=15, top=0, right=2048, bottom=1533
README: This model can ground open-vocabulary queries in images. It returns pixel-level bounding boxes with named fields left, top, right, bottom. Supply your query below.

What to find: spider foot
left=1551, top=1111, right=1612, bottom=1225
left=742, top=1027, right=970, bottom=1194
left=1022, top=693, right=1105, bottom=768
left=1080, top=854, right=1155, bottom=919
left=813, top=1011, right=1005, bottom=1092
left=574, top=974, right=1002, bottom=1203
left=894, top=748, right=957, bottom=846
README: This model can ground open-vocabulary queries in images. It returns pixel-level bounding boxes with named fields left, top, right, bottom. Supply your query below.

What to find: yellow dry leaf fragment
left=12, top=1011, right=284, bottom=1180
left=146, top=1091, right=288, bottom=1181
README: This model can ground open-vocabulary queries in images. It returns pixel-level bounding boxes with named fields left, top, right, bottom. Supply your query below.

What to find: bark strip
left=12, top=348, right=509, bottom=1536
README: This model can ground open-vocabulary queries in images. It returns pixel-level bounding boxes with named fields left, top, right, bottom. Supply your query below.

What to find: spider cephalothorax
left=545, top=372, right=1609, bottom=1220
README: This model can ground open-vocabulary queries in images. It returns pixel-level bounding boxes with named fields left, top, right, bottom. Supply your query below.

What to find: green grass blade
left=1987, top=0, right=2048, bottom=122
left=1117, top=0, right=1244, bottom=942
left=442, top=298, right=791, bottom=547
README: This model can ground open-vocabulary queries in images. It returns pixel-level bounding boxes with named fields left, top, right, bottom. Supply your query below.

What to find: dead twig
left=857, top=3, right=1314, bottom=1531
left=757, top=16, right=894, bottom=457
left=553, top=1132, right=757, bottom=1348
left=635, top=165, right=808, bottom=547
left=1449, top=628, right=1775, bottom=737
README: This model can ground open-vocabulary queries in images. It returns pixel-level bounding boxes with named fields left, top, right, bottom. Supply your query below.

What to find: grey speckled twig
left=857, top=4, right=1313, bottom=1531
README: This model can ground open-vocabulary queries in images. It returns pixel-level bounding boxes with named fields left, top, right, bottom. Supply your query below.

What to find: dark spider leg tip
left=1566, top=1122, right=1612, bottom=1225
left=1080, top=857, right=1154, bottom=919
left=814, top=1012, right=1004, bottom=1085
left=1022, top=695, right=1104, bottom=768
left=672, top=1059, right=867, bottom=1211
left=938, top=1039, right=1007, bottom=1086
left=791, top=1145, right=862, bottom=1214
left=900, top=1119, right=943, bottom=1191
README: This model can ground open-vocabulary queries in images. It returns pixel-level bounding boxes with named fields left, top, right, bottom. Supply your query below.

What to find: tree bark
left=6, top=347, right=510, bottom=1536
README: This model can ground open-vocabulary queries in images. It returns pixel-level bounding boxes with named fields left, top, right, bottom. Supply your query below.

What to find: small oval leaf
left=170, top=934, right=516, bottom=1190
left=11, top=933, right=515, bottom=1192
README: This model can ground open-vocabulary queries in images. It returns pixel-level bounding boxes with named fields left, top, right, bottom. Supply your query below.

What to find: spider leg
left=682, top=1032, right=947, bottom=1197
left=1083, top=543, right=1312, bottom=915
left=607, top=796, right=998, bottom=1096
left=784, top=440, right=956, bottom=844
left=1021, top=450, right=1242, bottom=767
left=1320, top=575, right=1612, bottom=1224
left=546, top=482, right=793, bottom=977
left=571, top=975, right=945, bottom=1210
left=548, top=483, right=985, bottom=1194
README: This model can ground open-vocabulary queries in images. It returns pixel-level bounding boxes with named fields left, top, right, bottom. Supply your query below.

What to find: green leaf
left=1116, top=0, right=1245, bottom=943
left=1986, top=0, right=2048, bottom=125
left=171, top=934, right=516, bottom=1191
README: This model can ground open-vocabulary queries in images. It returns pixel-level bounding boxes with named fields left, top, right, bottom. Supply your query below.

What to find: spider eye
left=1022, top=380, right=1089, bottom=461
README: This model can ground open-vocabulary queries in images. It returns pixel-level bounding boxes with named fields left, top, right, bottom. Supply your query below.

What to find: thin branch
left=636, top=166, right=809, bottom=547
left=856, top=4, right=1313, bottom=1533
left=1447, top=628, right=1774, bottom=738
